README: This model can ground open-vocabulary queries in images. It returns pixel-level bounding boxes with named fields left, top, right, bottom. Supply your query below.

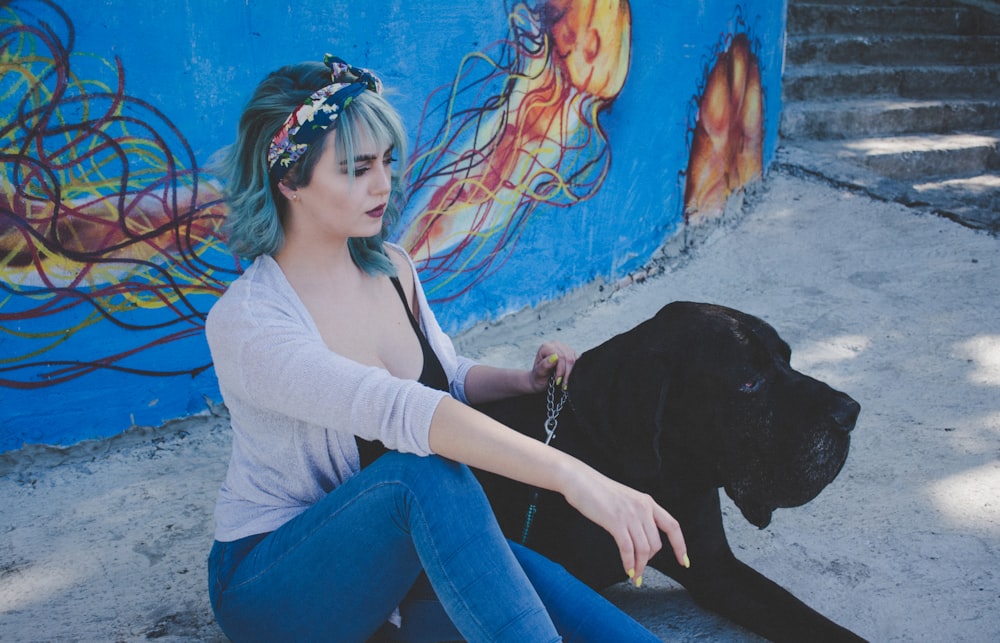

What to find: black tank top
left=355, top=276, right=449, bottom=467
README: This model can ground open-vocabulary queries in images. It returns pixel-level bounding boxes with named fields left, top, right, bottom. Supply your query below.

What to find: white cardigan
left=205, top=244, right=477, bottom=542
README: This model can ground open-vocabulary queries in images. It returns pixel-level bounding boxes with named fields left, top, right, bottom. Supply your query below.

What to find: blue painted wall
left=0, top=0, right=786, bottom=451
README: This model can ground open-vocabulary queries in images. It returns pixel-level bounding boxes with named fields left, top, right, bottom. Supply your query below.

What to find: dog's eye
left=739, top=377, right=765, bottom=394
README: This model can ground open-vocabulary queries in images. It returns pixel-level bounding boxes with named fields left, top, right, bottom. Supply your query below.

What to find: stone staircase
left=778, top=0, right=1000, bottom=232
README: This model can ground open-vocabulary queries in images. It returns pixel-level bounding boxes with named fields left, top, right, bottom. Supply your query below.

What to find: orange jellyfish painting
left=683, top=31, right=764, bottom=221
left=0, top=0, right=231, bottom=393
left=397, top=0, right=632, bottom=302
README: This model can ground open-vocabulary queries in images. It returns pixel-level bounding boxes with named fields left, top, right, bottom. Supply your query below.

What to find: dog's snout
left=830, top=397, right=861, bottom=433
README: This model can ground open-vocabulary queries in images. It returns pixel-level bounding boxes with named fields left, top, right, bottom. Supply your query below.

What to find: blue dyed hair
left=216, top=61, right=407, bottom=275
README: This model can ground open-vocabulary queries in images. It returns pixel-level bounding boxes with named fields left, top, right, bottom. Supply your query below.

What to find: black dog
left=475, top=301, right=864, bottom=642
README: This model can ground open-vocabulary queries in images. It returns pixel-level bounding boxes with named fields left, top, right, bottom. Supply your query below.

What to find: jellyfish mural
left=0, top=0, right=231, bottom=397
left=396, top=0, right=632, bottom=303
left=683, top=29, right=764, bottom=220
left=2, top=0, right=783, bottom=451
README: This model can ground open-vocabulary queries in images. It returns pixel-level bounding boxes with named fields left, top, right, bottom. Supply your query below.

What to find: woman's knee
left=383, top=452, right=479, bottom=491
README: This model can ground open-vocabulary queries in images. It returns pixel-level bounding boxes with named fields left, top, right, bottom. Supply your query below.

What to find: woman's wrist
left=520, top=368, right=540, bottom=395
left=464, top=364, right=538, bottom=404
left=545, top=449, right=590, bottom=498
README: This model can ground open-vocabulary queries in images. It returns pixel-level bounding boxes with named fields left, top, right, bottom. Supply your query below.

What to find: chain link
left=543, top=375, right=568, bottom=445
left=522, top=376, right=569, bottom=544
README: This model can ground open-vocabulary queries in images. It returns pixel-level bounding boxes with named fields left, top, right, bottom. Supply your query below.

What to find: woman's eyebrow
left=341, top=154, right=376, bottom=166
left=339, top=147, right=395, bottom=166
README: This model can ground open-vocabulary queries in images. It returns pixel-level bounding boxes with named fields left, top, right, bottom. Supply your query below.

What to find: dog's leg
left=654, top=489, right=866, bottom=643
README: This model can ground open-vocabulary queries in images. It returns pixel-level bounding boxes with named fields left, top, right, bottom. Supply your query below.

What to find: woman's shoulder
left=384, top=242, right=414, bottom=270
left=384, top=242, right=416, bottom=290
left=214, top=256, right=274, bottom=301
left=207, top=256, right=295, bottom=331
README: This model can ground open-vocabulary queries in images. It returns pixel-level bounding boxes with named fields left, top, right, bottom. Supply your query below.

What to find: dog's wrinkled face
left=570, top=301, right=860, bottom=529
left=693, top=305, right=860, bottom=528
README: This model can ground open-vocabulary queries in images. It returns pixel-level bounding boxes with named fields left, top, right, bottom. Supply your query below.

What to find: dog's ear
left=732, top=308, right=792, bottom=363
left=568, top=339, right=672, bottom=488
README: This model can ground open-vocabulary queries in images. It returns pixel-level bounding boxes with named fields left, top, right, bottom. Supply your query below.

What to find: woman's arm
left=387, top=244, right=570, bottom=405
left=386, top=245, right=685, bottom=579
left=463, top=341, right=577, bottom=404
left=428, top=395, right=689, bottom=586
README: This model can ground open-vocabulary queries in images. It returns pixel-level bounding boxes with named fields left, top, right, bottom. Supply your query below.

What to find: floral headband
left=267, top=54, right=383, bottom=181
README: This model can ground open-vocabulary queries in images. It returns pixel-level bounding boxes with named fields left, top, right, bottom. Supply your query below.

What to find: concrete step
left=777, top=144, right=1000, bottom=231
left=910, top=173, right=1000, bottom=224
left=781, top=0, right=1000, bottom=232
left=815, top=131, right=1000, bottom=179
left=781, top=98, right=1000, bottom=140
left=787, top=34, right=1000, bottom=66
left=789, top=3, right=1000, bottom=36
left=783, top=64, right=1000, bottom=101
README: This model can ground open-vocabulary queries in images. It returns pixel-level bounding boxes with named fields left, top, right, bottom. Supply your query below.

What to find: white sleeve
left=207, top=278, right=447, bottom=456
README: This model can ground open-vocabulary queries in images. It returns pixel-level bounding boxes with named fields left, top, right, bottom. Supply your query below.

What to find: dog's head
left=569, top=301, right=860, bottom=529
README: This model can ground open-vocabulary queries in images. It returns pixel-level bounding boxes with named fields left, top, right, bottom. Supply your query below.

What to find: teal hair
left=216, top=61, right=407, bottom=276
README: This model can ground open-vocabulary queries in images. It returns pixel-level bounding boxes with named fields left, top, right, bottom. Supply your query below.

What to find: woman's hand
left=529, top=342, right=688, bottom=582
left=462, top=341, right=578, bottom=404
left=560, top=463, right=689, bottom=586
left=529, top=341, right=578, bottom=393
left=429, top=397, right=688, bottom=584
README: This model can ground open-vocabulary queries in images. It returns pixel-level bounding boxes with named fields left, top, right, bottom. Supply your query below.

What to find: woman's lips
left=367, top=204, right=386, bottom=218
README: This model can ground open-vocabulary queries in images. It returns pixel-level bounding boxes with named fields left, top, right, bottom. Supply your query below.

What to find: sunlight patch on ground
left=914, top=174, right=1000, bottom=195
left=0, top=559, right=82, bottom=612
left=928, top=461, right=1000, bottom=534
left=953, top=335, right=1000, bottom=387
left=841, top=133, right=999, bottom=157
left=793, top=334, right=870, bottom=371
left=766, top=204, right=799, bottom=220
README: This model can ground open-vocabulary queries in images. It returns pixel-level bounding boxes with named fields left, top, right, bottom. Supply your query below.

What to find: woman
left=206, top=54, right=689, bottom=642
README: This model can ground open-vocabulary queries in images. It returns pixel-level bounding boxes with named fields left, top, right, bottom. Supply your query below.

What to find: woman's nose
left=372, top=162, right=391, bottom=196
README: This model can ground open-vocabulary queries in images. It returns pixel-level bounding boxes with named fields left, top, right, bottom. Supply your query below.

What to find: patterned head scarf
left=267, top=54, right=383, bottom=181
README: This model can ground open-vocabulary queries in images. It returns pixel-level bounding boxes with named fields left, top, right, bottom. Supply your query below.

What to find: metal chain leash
left=522, top=375, right=569, bottom=544
left=543, top=375, right=568, bottom=445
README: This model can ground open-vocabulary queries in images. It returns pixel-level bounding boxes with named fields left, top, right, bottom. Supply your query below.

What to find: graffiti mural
left=0, top=0, right=233, bottom=448
left=396, top=0, right=632, bottom=304
left=684, top=19, right=765, bottom=220
left=1, top=0, right=785, bottom=450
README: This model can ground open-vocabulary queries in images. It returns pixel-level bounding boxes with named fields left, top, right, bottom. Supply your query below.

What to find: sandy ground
left=2, top=169, right=998, bottom=642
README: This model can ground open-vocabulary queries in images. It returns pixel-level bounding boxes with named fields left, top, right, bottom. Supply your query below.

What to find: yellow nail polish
left=555, top=376, right=563, bottom=387
left=627, top=568, right=635, bottom=579
left=683, top=553, right=691, bottom=569
left=548, top=354, right=559, bottom=364
left=635, top=575, right=643, bottom=588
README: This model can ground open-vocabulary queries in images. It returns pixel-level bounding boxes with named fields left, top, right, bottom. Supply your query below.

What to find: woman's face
left=282, top=132, right=395, bottom=244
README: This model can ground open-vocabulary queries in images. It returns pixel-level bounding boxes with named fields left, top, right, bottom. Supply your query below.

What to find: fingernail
left=555, top=376, right=563, bottom=387
left=627, top=568, right=635, bottom=579
left=635, top=575, right=643, bottom=588
left=683, top=553, right=691, bottom=569
left=548, top=354, right=559, bottom=364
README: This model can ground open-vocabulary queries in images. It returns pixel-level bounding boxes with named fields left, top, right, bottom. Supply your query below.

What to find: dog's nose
left=831, top=397, right=861, bottom=433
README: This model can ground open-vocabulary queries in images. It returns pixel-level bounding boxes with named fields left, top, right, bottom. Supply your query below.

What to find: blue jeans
left=208, top=452, right=659, bottom=642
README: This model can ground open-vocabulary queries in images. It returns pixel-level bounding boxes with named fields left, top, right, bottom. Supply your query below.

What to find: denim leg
left=374, top=573, right=462, bottom=642
left=509, top=541, right=662, bottom=642
left=209, top=452, right=559, bottom=643
left=382, top=540, right=661, bottom=643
